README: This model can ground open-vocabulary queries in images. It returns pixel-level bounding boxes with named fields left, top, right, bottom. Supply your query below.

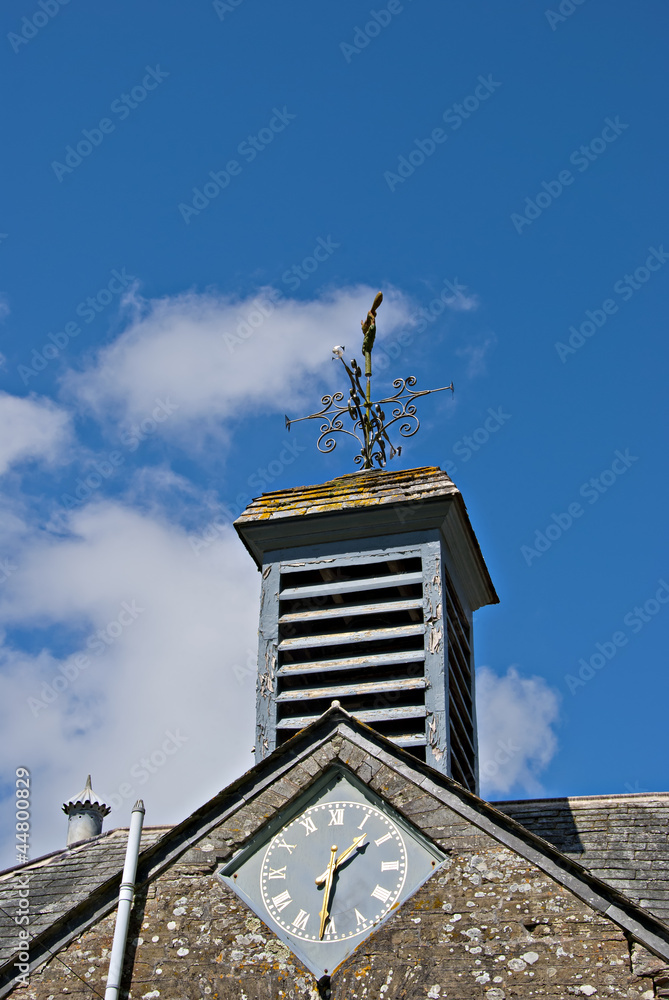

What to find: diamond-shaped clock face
left=217, top=765, right=445, bottom=980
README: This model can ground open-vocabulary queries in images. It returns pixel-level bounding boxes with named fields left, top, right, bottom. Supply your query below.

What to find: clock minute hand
left=318, top=845, right=338, bottom=941
left=315, top=834, right=367, bottom=886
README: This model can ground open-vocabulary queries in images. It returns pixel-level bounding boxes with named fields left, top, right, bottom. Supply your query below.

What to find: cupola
left=235, top=465, right=498, bottom=792
left=62, top=774, right=111, bottom=846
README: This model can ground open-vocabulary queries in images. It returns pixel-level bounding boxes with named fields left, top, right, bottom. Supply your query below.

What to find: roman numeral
left=268, top=866, right=287, bottom=879
left=292, top=909, right=310, bottom=931
left=272, top=890, right=292, bottom=912
left=354, top=908, right=367, bottom=926
left=374, top=832, right=392, bottom=846
left=328, top=808, right=344, bottom=826
left=275, top=837, right=296, bottom=854
left=299, top=816, right=317, bottom=836
left=357, top=812, right=371, bottom=830
left=381, top=860, right=399, bottom=871
left=325, top=914, right=336, bottom=935
left=371, top=884, right=391, bottom=903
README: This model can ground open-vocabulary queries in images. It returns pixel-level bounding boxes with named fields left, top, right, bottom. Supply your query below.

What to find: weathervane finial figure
left=361, top=290, right=383, bottom=376
left=285, top=290, right=453, bottom=470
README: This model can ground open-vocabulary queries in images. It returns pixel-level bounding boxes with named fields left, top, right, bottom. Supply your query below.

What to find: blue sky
left=0, top=0, right=667, bottom=866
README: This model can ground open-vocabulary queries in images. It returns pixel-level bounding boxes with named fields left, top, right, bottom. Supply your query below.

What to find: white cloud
left=417, top=277, right=479, bottom=314
left=443, top=288, right=479, bottom=313
left=476, top=665, right=560, bottom=798
left=63, top=285, right=416, bottom=447
left=0, top=499, right=260, bottom=865
left=455, top=333, right=497, bottom=378
left=0, top=392, right=71, bottom=475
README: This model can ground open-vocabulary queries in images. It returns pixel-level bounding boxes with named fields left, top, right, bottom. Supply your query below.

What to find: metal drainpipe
left=105, top=799, right=145, bottom=1000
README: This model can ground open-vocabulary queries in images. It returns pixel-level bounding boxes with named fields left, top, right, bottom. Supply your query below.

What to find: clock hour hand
left=318, top=845, right=338, bottom=941
left=315, top=834, right=367, bottom=886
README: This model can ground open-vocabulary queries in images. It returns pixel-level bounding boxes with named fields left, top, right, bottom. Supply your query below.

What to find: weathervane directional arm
left=373, top=382, right=454, bottom=408
left=284, top=392, right=347, bottom=432
left=283, top=291, right=454, bottom=469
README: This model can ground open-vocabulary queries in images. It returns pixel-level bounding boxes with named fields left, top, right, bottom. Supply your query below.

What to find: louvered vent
left=275, top=556, right=428, bottom=760
left=445, top=577, right=476, bottom=792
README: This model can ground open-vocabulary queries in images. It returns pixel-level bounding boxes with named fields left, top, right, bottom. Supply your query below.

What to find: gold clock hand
left=315, top=834, right=367, bottom=886
left=318, top=845, right=338, bottom=941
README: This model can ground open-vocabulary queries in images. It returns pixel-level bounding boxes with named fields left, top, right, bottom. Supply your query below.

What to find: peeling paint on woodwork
left=258, top=648, right=276, bottom=699
left=428, top=623, right=443, bottom=655
left=427, top=715, right=444, bottom=762
left=256, top=722, right=269, bottom=757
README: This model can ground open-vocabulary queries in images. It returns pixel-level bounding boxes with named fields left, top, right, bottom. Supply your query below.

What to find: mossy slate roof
left=235, top=466, right=458, bottom=522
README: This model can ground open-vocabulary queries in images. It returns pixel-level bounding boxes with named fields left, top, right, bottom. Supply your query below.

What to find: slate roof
left=0, top=827, right=169, bottom=965
left=496, top=791, right=669, bottom=923
left=1, top=710, right=668, bottom=997
left=234, top=466, right=459, bottom=522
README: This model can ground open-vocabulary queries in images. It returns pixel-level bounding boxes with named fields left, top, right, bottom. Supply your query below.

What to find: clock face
left=218, top=766, right=445, bottom=980
left=261, top=799, right=407, bottom=942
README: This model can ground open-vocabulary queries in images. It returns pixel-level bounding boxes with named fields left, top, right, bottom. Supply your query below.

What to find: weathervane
left=285, top=292, right=454, bottom=470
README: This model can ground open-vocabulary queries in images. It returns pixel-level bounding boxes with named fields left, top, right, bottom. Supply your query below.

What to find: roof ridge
left=0, top=826, right=170, bottom=881
left=0, top=828, right=124, bottom=879
left=495, top=790, right=669, bottom=806
left=250, top=466, right=445, bottom=496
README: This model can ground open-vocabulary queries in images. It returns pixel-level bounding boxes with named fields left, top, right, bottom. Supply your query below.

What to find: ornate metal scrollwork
left=285, top=293, right=453, bottom=470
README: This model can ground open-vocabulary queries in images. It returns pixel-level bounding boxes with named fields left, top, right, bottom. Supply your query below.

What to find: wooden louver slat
left=279, top=571, right=423, bottom=600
